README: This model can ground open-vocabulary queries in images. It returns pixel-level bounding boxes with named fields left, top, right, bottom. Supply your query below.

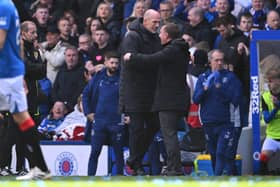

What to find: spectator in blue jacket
left=37, top=101, right=68, bottom=140
left=193, top=49, right=243, bottom=175
left=238, top=0, right=268, bottom=29
left=82, top=51, right=127, bottom=176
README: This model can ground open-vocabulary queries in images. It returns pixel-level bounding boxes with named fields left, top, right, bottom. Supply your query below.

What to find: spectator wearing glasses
left=78, top=34, right=93, bottom=64
left=159, top=0, right=185, bottom=34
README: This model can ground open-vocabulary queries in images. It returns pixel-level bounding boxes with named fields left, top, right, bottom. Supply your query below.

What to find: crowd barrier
left=10, top=127, right=280, bottom=176
left=11, top=141, right=109, bottom=176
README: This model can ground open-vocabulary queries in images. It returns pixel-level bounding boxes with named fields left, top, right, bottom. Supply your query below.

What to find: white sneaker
left=16, top=167, right=51, bottom=180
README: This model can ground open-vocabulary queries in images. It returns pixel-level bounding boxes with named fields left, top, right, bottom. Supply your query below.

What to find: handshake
left=123, top=53, right=132, bottom=61
left=203, top=71, right=221, bottom=88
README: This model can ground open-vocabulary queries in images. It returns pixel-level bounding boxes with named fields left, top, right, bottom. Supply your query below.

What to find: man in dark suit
left=119, top=9, right=162, bottom=175
left=124, top=23, right=190, bottom=176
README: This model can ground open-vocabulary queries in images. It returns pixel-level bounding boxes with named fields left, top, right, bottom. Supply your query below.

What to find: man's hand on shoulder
left=123, top=53, right=132, bottom=61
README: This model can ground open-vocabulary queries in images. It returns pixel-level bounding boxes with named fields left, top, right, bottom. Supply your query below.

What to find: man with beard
left=82, top=51, right=127, bottom=176
left=215, top=18, right=250, bottom=165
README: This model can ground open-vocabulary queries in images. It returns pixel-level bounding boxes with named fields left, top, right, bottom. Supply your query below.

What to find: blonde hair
left=260, top=54, right=280, bottom=80
left=130, top=0, right=146, bottom=18
left=96, top=2, right=113, bottom=22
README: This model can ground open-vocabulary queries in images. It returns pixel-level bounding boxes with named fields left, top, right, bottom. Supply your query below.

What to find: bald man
left=119, top=9, right=162, bottom=175
left=265, top=10, right=280, bottom=30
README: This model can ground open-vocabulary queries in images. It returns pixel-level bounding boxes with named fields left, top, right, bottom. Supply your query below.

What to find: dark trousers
left=159, top=111, right=183, bottom=172
left=0, top=115, right=25, bottom=171
left=147, top=132, right=167, bottom=175
left=0, top=113, right=48, bottom=172
left=88, top=124, right=125, bottom=176
left=230, top=127, right=242, bottom=175
left=203, top=124, right=235, bottom=175
left=127, top=112, right=160, bottom=169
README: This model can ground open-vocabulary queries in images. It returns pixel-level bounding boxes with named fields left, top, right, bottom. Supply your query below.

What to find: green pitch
left=1, top=176, right=280, bottom=187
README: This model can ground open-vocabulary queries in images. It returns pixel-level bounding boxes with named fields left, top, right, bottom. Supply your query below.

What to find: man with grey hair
left=193, top=49, right=242, bottom=175
left=265, top=10, right=280, bottom=30
left=119, top=9, right=162, bottom=175
left=21, top=20, right=48, bottom=124
left=185, top=6, right=215, bottom=48
left=52, top=46, right=86, bottom=110
left=158, top=0, right=185, bottom=33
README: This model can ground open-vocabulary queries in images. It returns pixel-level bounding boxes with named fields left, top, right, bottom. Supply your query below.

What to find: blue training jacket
left=82, top=68, right=121, bottom=126
left=193, top=69, right=242, bottom=125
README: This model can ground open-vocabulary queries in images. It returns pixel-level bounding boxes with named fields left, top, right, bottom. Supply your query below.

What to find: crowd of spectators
left=10, top=0, right=275, bottom=130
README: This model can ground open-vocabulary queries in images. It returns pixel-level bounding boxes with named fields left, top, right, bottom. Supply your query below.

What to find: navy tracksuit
left=83, top=69, right=125, bottom=176
left=193, top=69, right=242, bottom=175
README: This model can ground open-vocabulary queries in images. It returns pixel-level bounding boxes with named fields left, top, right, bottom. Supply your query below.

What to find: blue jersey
left=0, top=0, right=24, bottom=78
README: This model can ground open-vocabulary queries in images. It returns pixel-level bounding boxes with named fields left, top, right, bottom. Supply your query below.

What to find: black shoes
left=161, top=168, right=184, bottom=176
left=131, top=167, right=146, bottom=176
left=126, top=159, right=134, bottom=169
left=0, top=167, right=14, bottom=176
left=16, top=169, right=29, bottom=176
left=126, top=159, right=146, bottom=176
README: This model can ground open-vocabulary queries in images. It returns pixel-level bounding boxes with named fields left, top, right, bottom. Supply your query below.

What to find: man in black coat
left=21, top=21, right=49, bottom=124
left=185, top=6, right=216, bottom=49
left=52, top=46, right=86, bottom=110
left=215, top=16, right=250, bottom=127
left=124, top=23, right=190, bottom=176
left=119, top=9, right=162, bottom=175
left=215, top=17, right=250, bottom=173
